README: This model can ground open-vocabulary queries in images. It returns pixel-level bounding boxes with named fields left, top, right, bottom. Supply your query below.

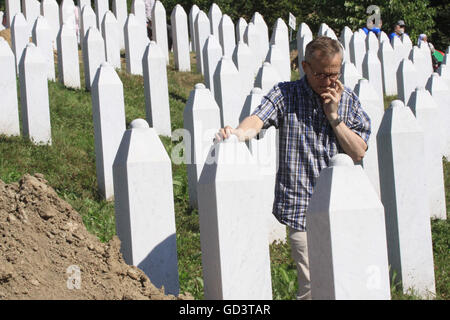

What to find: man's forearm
left=233, top=115, right=264, bottom=141
left=330, top=120, right=367, bottom=162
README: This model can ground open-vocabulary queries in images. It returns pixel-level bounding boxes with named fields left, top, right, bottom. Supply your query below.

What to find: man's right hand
left=215, top=126, right=234, bottom=142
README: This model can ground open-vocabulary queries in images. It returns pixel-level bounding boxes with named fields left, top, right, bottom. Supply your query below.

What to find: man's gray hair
left=304, top=36, right=344, bottom=63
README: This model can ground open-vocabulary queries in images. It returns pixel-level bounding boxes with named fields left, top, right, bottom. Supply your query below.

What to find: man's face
left=395, top=24, right=405, bottom=35
left=301, top=53, right=342, bottom=96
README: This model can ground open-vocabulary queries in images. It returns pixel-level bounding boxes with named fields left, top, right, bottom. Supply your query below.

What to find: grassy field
left=0, top=52, right=448, bottom=300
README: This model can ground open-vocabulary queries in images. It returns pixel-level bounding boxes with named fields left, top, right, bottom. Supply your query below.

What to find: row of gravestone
left=1, top=1, right=448, bottom=300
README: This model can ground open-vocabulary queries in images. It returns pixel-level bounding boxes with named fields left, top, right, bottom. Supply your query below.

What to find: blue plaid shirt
left=252, top=76, right=371, bottom=231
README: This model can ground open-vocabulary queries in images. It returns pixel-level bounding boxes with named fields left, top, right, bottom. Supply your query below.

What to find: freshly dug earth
left=0, top=174, right=192, bottom=300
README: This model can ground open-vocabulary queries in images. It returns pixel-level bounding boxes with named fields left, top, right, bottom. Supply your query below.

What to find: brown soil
left=0, top=174, right=193, bottom=300
left=0, top=28, right=12, bottom=47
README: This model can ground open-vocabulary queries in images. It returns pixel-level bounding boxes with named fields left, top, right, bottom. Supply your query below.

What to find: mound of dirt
left=0, top=174, right=192, bottom=300
left=0, top=28, right=11, bottom=47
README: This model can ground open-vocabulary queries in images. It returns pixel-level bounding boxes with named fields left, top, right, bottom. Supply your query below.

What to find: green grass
left=0, top=52, right=448, bottom=300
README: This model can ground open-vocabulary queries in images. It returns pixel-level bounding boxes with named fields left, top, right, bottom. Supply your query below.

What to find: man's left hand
left=320, top=79, right=344, bottom=121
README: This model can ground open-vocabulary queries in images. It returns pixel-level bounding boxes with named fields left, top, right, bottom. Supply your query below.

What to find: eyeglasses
left=305, top=62, right=341, bottom=81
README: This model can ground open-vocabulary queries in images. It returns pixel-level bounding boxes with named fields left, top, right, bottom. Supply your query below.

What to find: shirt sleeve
left=346, top=95, right=372, bottom=149
left=251, top=85, right=285, bottom=129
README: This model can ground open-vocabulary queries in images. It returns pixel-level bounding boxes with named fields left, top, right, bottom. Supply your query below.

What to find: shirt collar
left=300, top=75, right=322, bottom=109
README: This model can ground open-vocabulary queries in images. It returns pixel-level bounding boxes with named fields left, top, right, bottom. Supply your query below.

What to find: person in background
left=419, top=33, right=441, bottom=71
left=389, top=20, right=407, bottom=40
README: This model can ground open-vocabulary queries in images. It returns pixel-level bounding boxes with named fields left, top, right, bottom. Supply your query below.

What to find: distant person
left=389, top=20, right=407, bottom=40
left=419, top=33, right=441, bottom=71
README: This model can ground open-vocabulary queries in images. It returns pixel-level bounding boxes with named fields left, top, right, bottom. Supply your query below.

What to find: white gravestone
left=340, top=61, right=362, bottom=92
left=91, top=62, right=126, bottom=200
left=80, top=4, right=96, bottom=51
left=19, top=43, right=52, bottom=145
left=265, top=44, right=287, bottom=84
left=366, top=31, right=379, bottom=52
left=183, top=83, right=222, bottom=209
left=194, top=10, right=210, bottom=75
left=297, top=22, right=312, bottom=40
left=438, top=63, right=450, bottom=89
left=171, top=4, right=191, bottom=72
left=362, top=50, right=383, bottom=101
left=41, top=0, right=61, bottom=49
left=397, top=58, right=419, bottom=105
left=214, top=56, right=244, bottom=128
left=354, top=79, right=383, bottom=196
left=208, top=3, right=222, bottom=39
left=188, top=4, right=199, bottom=52
left=377, top=100, right=436, bottom=298
left=6, top=0, right=21, bottom=28
left=426, top=73, right=450, bottom=160
left=152, top=1, right=169, bottom=64
left=255, top=61, right=282, bottom=95
left=198, top=135, right=273, bottom=300
left=218, top=14, right=235, bottom=58
left=408, top=88, right=447, bottom=220
left=57, top=23, right=80, bottom=88
left=0, top=12, right=4, bottom=31
left=124, top=13, right=148, bottom=76
left=102, top=11, right=121, bottom=70
left=350, top=31, right=365, bottom=76
left=143, top=41, right=171, bottom=137
left=243, top=22, right=260, bottom=75
left=235, top=17, right=247, bottom=44
left=242, top=87, right=286, bottom=244
left=391, top=36, right=406, bottom=74
left=203, top=34, right=222, bottom=99
left=11, top=13, right=29, bottom=75
left=112, top=0, right=127, bottom=50
left=95, top=0, right=109, bottom=35
left=60, top=0, right=76, bottom=27
left=378, top=40, right=397, bottom=96
left=324, top=28, right=337, bottom=40
left=232, top=41, right=255, bottom=101
left=83, top=27, right=106, bottom=90
left=409, top=46, right=429, bottom=88
left=378, top=31, right=390, bottom=45
left=297, top=33, right=312, bottom=78
left=251, top=12, right=269, bottom=66
left=22, top=0, right=40, bottom=36
left=339, top=26, right=353, bottom=62
left=317, top=23, right=329, bottom=37
left=270, top=18, right=290, bottom=81
left=0, top=37, right=20, bottom=137
left=306, top=153, right=391, bottom=300
left=32, top=16, right=56, bottom=82
left=113, top=118, right=180, bottom=296
left=131, top=0, right=146, bottom=27
left=401, top=33, right=413, bottom=53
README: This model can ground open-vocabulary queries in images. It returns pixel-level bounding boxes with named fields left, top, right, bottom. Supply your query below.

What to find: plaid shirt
left=252, top=76, right=371, bottom=231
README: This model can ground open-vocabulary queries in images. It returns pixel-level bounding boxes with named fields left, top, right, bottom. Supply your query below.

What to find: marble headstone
left=171, top=4, right=191, bottom=72
left=57, top=23, right=81, bottom=88
left=197, top=135, right=272, bottom=299
left=91, top=62, right=126, bottom=200
left=377, top=100, right=436, bottom=298
left=113, top=118, right=180, bottom=296
left=19, top=43, right=52, bottom=145
left=83, top=27, right=106, bottom=90
left=152, top=1, right=169, bottom=64
left=143, top=41, right=172, bottom=137
left=306, top=153, right=391, bottom=300
left=0, top=37, right=20, bottom=137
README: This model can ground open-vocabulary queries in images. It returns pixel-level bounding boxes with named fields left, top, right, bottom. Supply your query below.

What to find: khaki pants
left=288, top=226, right=311, bottom=300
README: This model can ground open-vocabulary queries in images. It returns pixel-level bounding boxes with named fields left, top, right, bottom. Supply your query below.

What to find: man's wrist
left=328, top=115, right=342, bottom=128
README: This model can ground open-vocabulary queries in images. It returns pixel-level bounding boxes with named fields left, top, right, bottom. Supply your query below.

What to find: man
left=389, top=20, right=407, bottom=40
left=215, top=37, right=371, bottom=300
left=145, top=0, right=155, bottom=39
